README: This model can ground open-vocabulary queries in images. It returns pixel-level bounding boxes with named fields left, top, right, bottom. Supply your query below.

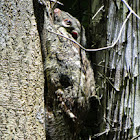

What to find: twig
left=105, top=11, right=132, bottom=49
left=48, top=29, right=89, bottom=51
left=92, top=5, right=104, bottom=20
left=122, top=0, right=140, bottom=20
left=131, top=134, right=140, bottom=140
left=38, top=0, right=46, bottom=6
left=48, top=11, right=131, bottom=52
left=38, top=0, right=63, bottom=6
left=92, top=129, right=110, bottom=138
left=50, top=0, right=64, bottom=6
left=97, top=71, right=119, bottom=91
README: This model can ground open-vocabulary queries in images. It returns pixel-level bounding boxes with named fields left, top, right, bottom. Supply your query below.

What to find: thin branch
left=48, top=11, right=131, bottom=52
left=92, top=129, right=110, bottom=138
left=106, top=11, right=132, bottom=49
left=122, top=0, right=140, bottom=20
left=92, top=5, right=104, bottom=20
left=131, top=134, right=140, bottom=140
left=48, top=29, right=88, bottom=51
left=97, top=71, right=119, bottom=91
left=38, top=0, right=46, bottom=6
left=38, top=0, right=63, bottom=6
left=50, top=0, right=64, bottom=5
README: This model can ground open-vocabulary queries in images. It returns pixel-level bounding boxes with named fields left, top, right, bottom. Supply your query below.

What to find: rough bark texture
left=0, top=0, right=45, bottom=139
left=91, top=0, right=140, bottom=139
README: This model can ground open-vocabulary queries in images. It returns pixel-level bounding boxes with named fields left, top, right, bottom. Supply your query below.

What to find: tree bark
left=91, top=0, right=140, bottom=139
left=0, top=0, right=45, bottom=139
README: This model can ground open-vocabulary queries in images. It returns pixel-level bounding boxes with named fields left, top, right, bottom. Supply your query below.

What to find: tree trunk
left=91, top=0, right=140, bottom=139
left=0, top=0, right=45, bottom=139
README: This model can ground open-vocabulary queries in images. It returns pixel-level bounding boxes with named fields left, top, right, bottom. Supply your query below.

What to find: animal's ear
left=53, top=8, right=62, bottom=22
left=54, top=8, right=61, bottom=14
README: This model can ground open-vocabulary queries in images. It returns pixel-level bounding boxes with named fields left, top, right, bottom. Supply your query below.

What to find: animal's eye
left=63, top=19, right=72, bottom=25
left=71, top=31, right=78, bottom=40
